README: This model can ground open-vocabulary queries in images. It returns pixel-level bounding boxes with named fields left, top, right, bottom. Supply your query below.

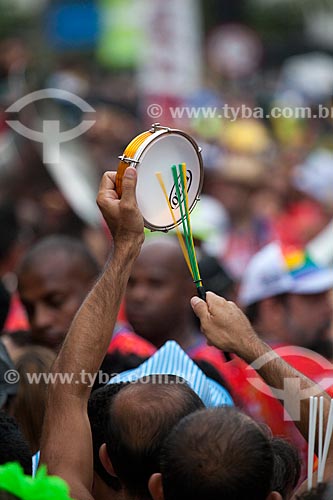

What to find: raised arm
left=40, top=168, right=144, bottom=500
left=191, top=292, right=333, bottom=488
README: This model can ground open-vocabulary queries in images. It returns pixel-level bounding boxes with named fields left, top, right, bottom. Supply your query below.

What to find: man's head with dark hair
left=18, top=236, right=100, bottom=351
left=240, top=242, right=333, bottom=359
left=245, top=293, right=333, bottom=359
left=88, top=382, right=127, bottom=495
left=271, top=437, right=301, bottom=499
left=0, top=412, right=31, bottom=475
left=150, top=407, right=282, bottom=500
left=97, top=375, right=204, bottom=500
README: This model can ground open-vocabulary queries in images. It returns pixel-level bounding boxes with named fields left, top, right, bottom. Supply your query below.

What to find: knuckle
left=227, top=300, right=238, bottom=312
left=215, top=296, right=227, bottom=308
left=119, top=200, right=132, bottom=212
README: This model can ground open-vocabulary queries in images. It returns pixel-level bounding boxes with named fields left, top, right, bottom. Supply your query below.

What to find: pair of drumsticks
left=155, top=163, right=206, bottom=301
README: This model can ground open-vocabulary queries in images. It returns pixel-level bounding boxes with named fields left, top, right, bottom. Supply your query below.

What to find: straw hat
left=214, top=154, right=266, bottom=187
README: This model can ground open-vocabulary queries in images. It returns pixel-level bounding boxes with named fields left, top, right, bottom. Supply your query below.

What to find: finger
left=97, top=172, right=119, bottom=208
left=206, top=291, right=227, bottom=314
left=190, top=296, right=208, bottom=320
left=99, top=171, right=117, bottom=192
left=120, top=167, right=138, bottom=205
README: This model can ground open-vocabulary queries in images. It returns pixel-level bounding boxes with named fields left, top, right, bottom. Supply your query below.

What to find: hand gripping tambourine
left=116, top=123, right=203, bottom=232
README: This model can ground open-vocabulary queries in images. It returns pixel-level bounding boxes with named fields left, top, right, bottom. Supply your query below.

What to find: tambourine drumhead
left=116, top=127, right=203, bottom=231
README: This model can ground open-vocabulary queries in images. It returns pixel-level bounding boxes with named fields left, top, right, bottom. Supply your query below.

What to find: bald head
left=139, top=237, right=193, bottom=282
left=18, top=236, right=100, bottom=350
left=19, top=236, right=99, bottom=280
left=105, top=376, right=204, bottom=499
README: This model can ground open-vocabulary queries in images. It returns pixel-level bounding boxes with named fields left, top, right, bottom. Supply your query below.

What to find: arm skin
left=40, top=167, right=144, bottom=500
left=191, top=292, right=333, bottom=494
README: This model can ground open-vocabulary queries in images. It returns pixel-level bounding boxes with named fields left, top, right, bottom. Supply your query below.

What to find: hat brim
left=291, top=268, right=333, bottom=295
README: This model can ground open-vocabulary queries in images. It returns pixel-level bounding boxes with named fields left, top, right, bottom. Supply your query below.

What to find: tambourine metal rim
left=116, top=125, right=204, bottom=232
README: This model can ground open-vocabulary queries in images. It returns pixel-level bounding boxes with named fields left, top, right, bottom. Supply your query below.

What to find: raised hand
left=190, top=291, right=257, bottom=356
left=96, top=167, right=144, bottom=252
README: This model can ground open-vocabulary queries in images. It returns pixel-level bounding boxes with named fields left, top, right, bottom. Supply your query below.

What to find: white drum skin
left=116, top=125, right=203, bottom=231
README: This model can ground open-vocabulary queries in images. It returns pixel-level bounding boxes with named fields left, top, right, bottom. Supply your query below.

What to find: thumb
left=121, top=167, right=137, bottom=203
left=190, top=296, right=208, bottom=320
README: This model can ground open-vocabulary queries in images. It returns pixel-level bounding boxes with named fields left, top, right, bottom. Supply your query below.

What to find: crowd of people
left=0, top=163, right=332, bottom=499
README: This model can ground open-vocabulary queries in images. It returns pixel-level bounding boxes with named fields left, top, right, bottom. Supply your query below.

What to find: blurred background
left=1, top=0, right=333, bottom=314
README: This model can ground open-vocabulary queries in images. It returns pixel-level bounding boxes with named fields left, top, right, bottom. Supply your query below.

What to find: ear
left=148, top=473, right=164, bottom=500
left=99, top=443, right=117, bottom=477
left=266, top=492, right=282, bottom=500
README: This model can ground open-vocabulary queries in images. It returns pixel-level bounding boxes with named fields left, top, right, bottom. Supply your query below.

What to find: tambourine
left=116, top=123, right=203, bottom=231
